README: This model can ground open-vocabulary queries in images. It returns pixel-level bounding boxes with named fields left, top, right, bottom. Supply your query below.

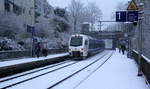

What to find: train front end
left=69, top=34, right=87, bottom=58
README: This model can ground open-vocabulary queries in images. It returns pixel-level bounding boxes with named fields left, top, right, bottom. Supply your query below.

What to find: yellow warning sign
left=127, top=0, right=138, bottom=10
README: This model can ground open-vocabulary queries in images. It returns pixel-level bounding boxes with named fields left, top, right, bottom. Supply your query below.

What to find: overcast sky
left=47, top=0, right=129, bottom=20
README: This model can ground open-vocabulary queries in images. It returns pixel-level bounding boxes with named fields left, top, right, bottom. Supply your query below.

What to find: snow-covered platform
left=0, top=53, right=69, bottom=67
left=76, top=51, right=149, bottom=89
left=0, top=51, right=149, bottom=89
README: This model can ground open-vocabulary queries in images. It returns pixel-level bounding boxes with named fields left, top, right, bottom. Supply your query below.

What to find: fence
left=0, top=49, right=68, bottom=61
left=131, top=50, right=150, bottom=84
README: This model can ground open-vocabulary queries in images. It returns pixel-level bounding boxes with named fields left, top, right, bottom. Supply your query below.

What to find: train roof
left=71, top=34, right=88, bottom=38
left=71, top=34, right=103, bottom=42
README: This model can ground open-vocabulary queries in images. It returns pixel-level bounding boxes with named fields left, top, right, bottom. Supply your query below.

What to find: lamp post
left=124, top=22, right=131, bottom=58
left=31, top=0, right=35, bottom=57
left=26, top=0, right=35, bottom=57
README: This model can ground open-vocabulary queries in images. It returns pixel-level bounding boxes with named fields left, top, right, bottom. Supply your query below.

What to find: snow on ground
left=0, top=50, right=149, bottom=89
left=53, top=51, right=113, bottom=89
left=76, top=51, right=149, bottom=89
left=0, top=53, right=69, bottom=67
left=1, top=51, right=107, bottom=89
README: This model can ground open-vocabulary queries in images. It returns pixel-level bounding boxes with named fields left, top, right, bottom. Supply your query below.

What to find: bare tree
left=84, top=2, right=102, bottom=24
left=68, top=0, right=84, bottom=33
left=68, top=1, right=102, bottom=33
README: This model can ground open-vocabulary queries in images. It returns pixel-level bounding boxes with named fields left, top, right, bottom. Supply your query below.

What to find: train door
left=84, top=39, right=88, bottom=56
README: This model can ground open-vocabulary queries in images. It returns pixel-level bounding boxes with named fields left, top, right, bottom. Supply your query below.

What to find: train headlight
left=80, top=48, right=84, bottom=51
left=75, top=34, right=80, bottom=37
left=69, top=49, right=71, bottom=51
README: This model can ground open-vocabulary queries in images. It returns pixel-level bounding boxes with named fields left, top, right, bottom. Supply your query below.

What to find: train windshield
left=70, top=36, right=83, bottom=46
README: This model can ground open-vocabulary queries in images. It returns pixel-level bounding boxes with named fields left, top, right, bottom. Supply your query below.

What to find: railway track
left=0, top=60, right=78, bottom=89
left=0, top=51, right=111, bottom=89
left=0, top=60, right=73, bottom=82
left=49, top=51, right=113, bottom=89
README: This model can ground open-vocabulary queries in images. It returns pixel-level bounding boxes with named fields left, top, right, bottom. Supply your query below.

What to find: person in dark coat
left=121, top=44, right=126, bottom=55
left=118, top=44, right=121, bottom=53
left=42, top=48, right=48, bottom=57
left=35, top=42, right=41, bottom=58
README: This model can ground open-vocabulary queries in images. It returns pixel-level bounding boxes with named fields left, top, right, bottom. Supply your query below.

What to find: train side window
left=85, top=40, right=88, bottom=45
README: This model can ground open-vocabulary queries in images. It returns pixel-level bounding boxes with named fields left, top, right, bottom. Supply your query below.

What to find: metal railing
left=131, top=50, right=150, bottom=85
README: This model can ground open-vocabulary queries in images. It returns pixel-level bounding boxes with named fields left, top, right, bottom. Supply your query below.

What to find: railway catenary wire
left=47, top=52, right=112, bottom=89
left=0, top=60, right=73, bottom=83
left=0, top=60, right=79, bottom=89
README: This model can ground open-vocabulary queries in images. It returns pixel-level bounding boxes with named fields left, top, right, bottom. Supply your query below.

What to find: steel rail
left=0, top=60, right=70, bottom=83
left=74, top=52, right=113, bottom=89
left=47, top=52, right=110, bottom=89
left=1, top=61, right=78, bottom=89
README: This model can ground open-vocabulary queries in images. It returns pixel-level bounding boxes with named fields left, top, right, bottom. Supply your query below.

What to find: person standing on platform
left=42, top=48, right=48, bottom=57
left=35, top=42, right=41, bottom=58
left=121, top=44, right=126, bottom=55
left=118, top=44, right=121, bottom=53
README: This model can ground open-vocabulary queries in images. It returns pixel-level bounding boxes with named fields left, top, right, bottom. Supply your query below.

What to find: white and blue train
left=69, top=34, right=105, bottom=58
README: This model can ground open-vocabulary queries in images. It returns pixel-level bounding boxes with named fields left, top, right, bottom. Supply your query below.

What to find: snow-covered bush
left=0, top=37, right=25, bottom=51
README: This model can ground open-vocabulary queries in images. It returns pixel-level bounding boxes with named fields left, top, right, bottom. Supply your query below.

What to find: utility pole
left=26, top=0, right=35, bottom=57
left=124, top=22, right=132, bottom=58
left=31, top=0, right=35, bottom=57
left=125, top=22, right=130, bottom=58
left=137, top=17, right=143, bottom=76
left=137, top=1, right=144, bottom=76
left=99, top=21, right=102, bottom=31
